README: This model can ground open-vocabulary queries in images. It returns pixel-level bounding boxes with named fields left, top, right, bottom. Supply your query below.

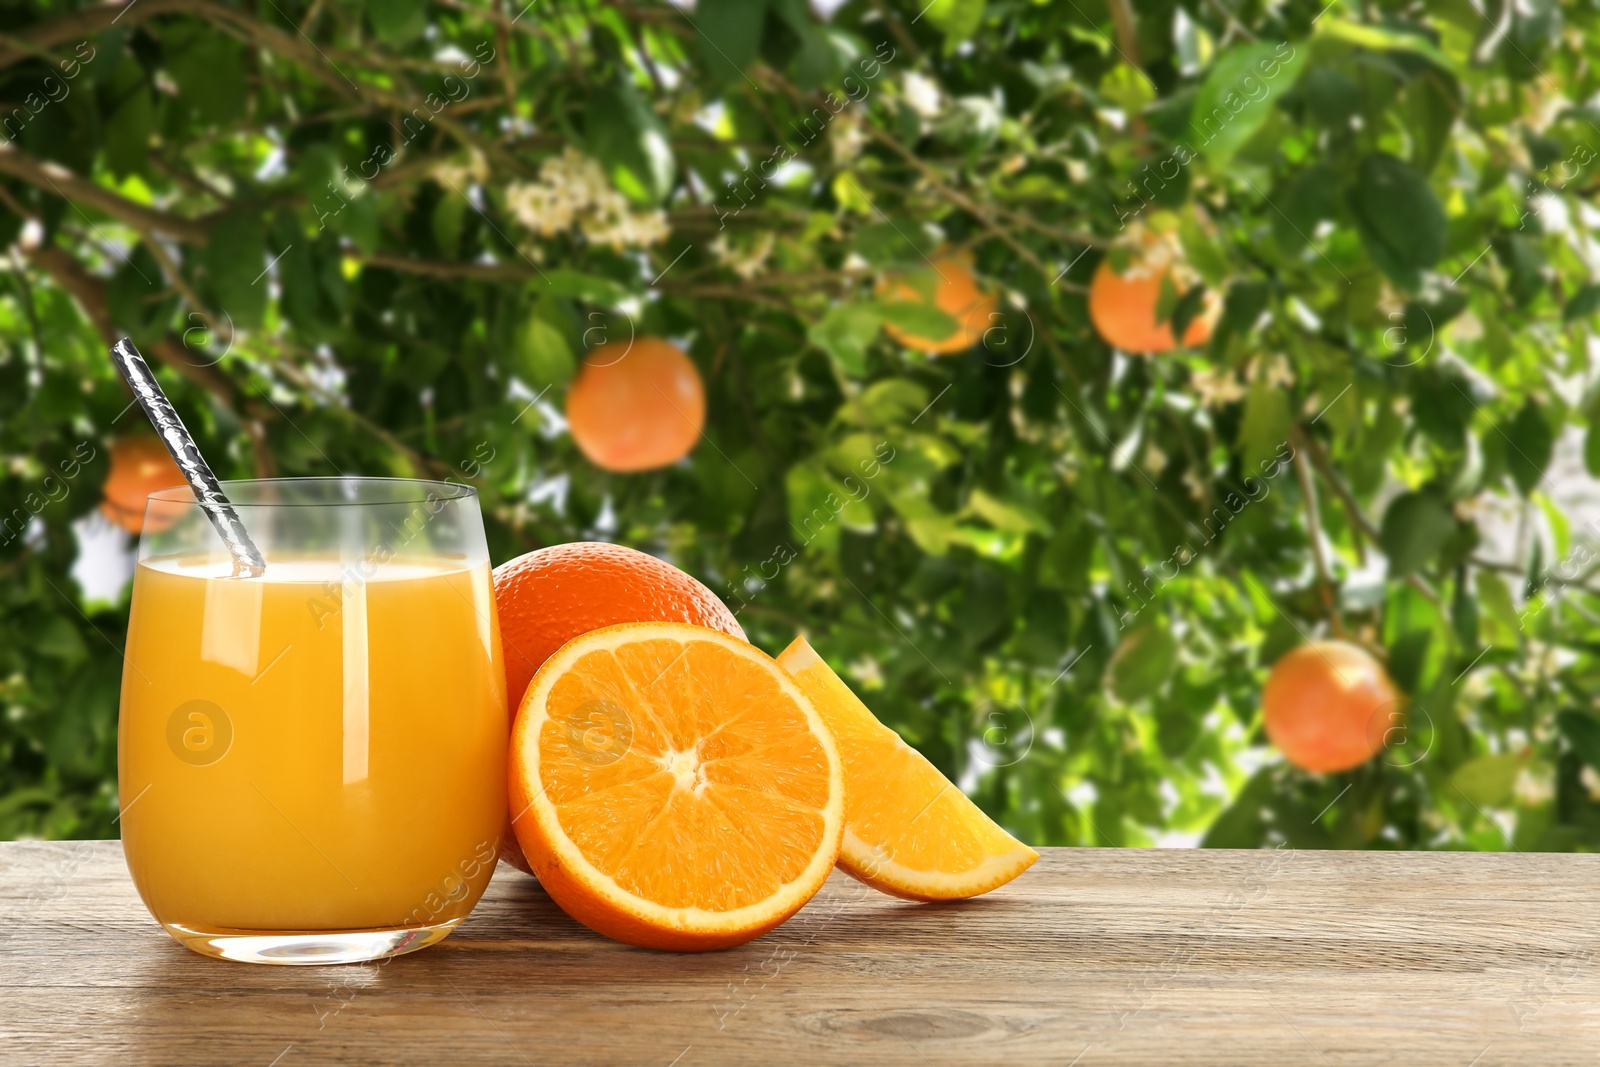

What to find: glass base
left=162, top=918, right=463, bottom=965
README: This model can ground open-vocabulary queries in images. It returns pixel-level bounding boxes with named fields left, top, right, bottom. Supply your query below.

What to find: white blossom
left=903, top=72, right=944, bottom=119
left=503, top=147, right=668, bottom=251
left=1513, top=765, right=1555, bottom=807
left=1190, top=365, right=1246, bottom=407
left=831, top=112, right=867, bottom=164
left=1262, top=354, right=1295, bottom=389
left=1142, top=442, right=1168, bottom=476
left=710, top=231, right=775, bottom=280
left=430, top=148, right=489, bottom=191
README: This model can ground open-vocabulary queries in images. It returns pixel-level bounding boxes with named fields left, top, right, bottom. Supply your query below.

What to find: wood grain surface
left=1, top=841, right=1598, bottom=1065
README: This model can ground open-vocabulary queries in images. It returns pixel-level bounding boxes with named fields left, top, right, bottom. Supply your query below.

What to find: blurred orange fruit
left=1263, top=641, right=1399, bottom=774
left=1088, top=239, right=1219, bottom=354
left=100, top=435, right=183, bottom=534
left=565, top=337, right=704, bottom=471
left=778, top=636, right=1037, bottom=900
left=492, top=542, right=745, bottom=872
left=877, top=254, right=998, bottom=354
left=508, top=622, right=844, bottom=950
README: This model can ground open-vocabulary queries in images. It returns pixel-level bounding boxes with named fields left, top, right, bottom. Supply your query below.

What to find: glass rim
left=145, top=476, right=480, bottom=507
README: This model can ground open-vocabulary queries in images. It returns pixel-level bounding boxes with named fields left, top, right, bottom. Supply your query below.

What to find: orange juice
left=119, top=554, right=508, bottom=949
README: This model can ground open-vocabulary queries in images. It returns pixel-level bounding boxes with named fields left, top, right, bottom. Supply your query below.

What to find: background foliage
left=4, top=0, right=1600, bottom=852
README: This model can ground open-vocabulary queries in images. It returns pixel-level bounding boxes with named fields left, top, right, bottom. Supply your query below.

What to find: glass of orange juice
left=118, top=478, right=508, bottom=964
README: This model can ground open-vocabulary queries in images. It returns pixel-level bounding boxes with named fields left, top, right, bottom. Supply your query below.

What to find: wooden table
left=2, top=841, right=1597, bottom=1065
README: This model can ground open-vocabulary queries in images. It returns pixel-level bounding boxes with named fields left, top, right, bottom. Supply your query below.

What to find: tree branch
left=0, top=145, right=210, bottom=244
left=189, top=1, right=527, bottom=177
left=858, top=123, right=1100, bottom=278
left=1298, top=427, right=1377, bottom=545
left=24, top=242, right=236, bottom=407
left=1296, top=426, right=1442, bottom=607
left=0, top=0, right=199, bottom=70
left=357, top=251, right=535, bottom=280
left=1106, top=0, right=1143, bottom=71
left=1291, top=427, right=1344, bottom=637
left=3, top=0, right=525, bottom=179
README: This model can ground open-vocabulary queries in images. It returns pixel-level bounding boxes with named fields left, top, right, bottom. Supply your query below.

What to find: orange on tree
left=1262, top=641, right=1400, bottom=774
left=492, top=541, right=745, bottom=871
left=877, top=253, right=998, bottom=354
left=100, top=435, right=184, bottom=534
left=778, top=636, right=1037, bottom=900
left=508, top=622, right=844, bottom=950
left=1088, top=236, right=1219, bottom=354
left=565, top=336, right=704, bottom=472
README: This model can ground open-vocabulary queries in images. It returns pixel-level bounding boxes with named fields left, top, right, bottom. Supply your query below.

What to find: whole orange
left=1088, top=240, right=1219, bottom=354
left=100, top=435, right=184, bottom=534
left=565, top=337, right=704, bottom=472
left=878, top=254, right=998, bottom=354
left=492, top=541, right=746, bottom=873
left=1263, top=641, right=1400, bottom=774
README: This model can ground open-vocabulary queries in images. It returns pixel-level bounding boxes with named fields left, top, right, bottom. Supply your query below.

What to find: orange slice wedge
left=509, top=622, right=844, bottom=950
left=778, top=636, right=1038, bottom=901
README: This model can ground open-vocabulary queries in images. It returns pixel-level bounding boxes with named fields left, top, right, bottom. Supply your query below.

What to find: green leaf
left=1386, top=627, right=1432, bottom=695
left=695, top=0, right=767, bottom=79
left=790, top=24, right=841, bottom=91
left=1220, top=279, right=1270, bottom=338
left=875, top=299, right=959, bottom=342
left=1558, top=711, right=1600, bottom=771
left=1403, top=70, right=1460, bottom=175
left=106, top=244, right=175, bottom=345
left=368, top=0, right=428, bottom=46
left=432, top=194, right=466, bottom=255
left=1199, top=766, right=1276, bottom=848
left=1379, top=492, right=1455, bottom=577
left=1190, top=41, right=1309, bottom=162
left=1505, top=400, right=1553, bottom=496
left=1168, top=284, right=1210, bottom=343
left=1564, top=284, right=1600, bottom=321
left=852, top=219, right=940, bottom=268
left=1346, top=153, right=1446, bottom=291
left=808, top=303, right=882, bottom=376
left=540, top=269, right=630, bottom=306
left=165, top=30, right=247, bottom=126
left=967, top=489, right=1049, bottom=534
left=1495, top=234, right=1546, bottom=305
left=1450, top=753, right=1523, bottom=809
left=204, top=211, right=268, bottom=330
left=858, top=379, right=929, bottom=424
left=299, top=144, right=378, bottom=254
left=1272, top=162, right=1338, bottom=254
left=923, top=0, right=985, bottom=44
left=1236, top=372, right=1292, bottom=470
left=35, top=615, right=87, bottom=662
left=1317, top=19, right=1457, bottom=73
left=1099, top=62, right=1155, bottom=114
left=1451, top=569, right=1479, bottom=648
left=1107, top=621, right=1179, bottom=703
left=1476, top=570, right=1521, bottom=647
left=1178, top=214, right=1227, bottom=286
left=587, top=82, right=675, bottom=205
left=103, top=86, right=152, bottom=181
left=800, top=465, right=875, bottom=536
left=516, top=298, right=575, bottom=389
left=1302, top=67, right=1359, bottom=128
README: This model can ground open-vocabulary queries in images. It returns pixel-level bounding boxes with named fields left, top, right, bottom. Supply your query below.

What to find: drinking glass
left=118, top=478, right=508, bottom=964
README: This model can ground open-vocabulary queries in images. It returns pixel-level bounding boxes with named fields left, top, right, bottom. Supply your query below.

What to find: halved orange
left=509, top=622, right=844, bottom=950
left=777, top=636, right=1037, bottom=901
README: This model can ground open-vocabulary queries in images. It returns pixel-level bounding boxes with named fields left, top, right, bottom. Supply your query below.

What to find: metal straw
left=108, top=338, right=266, bottom=577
